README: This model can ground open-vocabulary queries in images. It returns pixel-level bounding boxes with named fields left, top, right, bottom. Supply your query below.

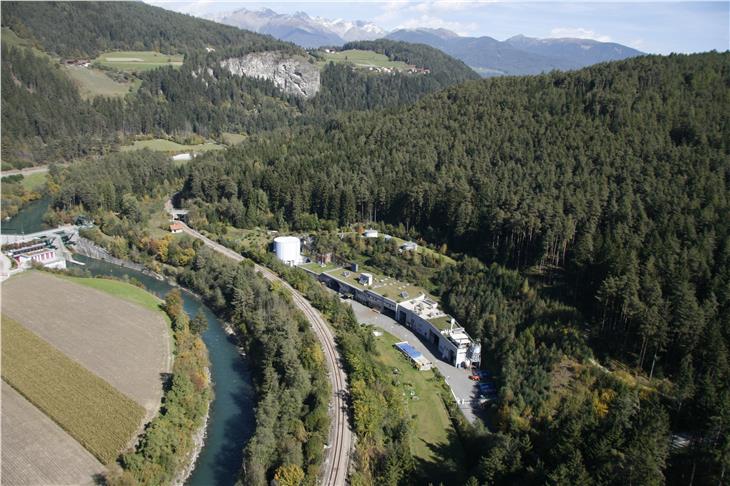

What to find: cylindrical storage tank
left=274, top=236, right=301, bottom=264
left=364, top=229, right=379, bottom=238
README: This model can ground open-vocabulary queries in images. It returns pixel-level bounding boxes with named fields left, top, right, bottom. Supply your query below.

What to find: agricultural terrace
left=1, top=317, right=145, bottom=463
left=1, top=271, right=172, bottom=415
left=121, top=138, right=224, bottom=154
left=372, top=331, right=467, bottom=484
left=94, top=50, right=183, bottom=72
left=317, top=49, right=414, bottom=71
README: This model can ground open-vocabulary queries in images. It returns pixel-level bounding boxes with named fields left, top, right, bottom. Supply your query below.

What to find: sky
left=146, top=1, right=730, bottom=54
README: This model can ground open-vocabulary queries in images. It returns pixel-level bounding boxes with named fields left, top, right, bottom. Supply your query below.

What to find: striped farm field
left=1, top=317, right=145, bottom=464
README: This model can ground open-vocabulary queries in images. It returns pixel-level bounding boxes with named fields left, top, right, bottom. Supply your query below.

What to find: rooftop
left=325, top=266, right=426, bottom=303
left=428, top=315, right=457, bottom=332
left=299, top=261, right=339, bottom=275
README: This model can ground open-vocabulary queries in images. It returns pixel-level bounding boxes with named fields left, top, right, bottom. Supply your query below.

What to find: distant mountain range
left=386, top=29, right=644, bottom=76
left=210, top=8, right=644, bottom=76
left=210, top=8, right=385, bottom=48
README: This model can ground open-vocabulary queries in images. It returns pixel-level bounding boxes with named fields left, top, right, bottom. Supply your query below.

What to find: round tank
left=274, top=236, right=301, bottom=264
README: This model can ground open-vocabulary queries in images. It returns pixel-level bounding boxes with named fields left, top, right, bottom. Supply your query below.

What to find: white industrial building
left=307, top=266, right=481, bottom=368
left=273, top=236, right=302, bottom=266
left=397, top=296, right=481, bottom=368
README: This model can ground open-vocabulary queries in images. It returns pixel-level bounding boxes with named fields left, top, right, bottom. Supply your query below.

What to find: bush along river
left=70, top=254, right=255, bottom=486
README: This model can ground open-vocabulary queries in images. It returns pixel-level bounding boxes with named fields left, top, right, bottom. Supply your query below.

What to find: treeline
left=50, top=152, right=332, bottom=484
left=309, top=40, right=479, bottom=113
left=2, top=1, right=478, bottom=167
left=1, top=173, right=44, bottom=220
left=176, top=252, right=331, bottom=484
left=1, top=1, right=294, bottom=58
left=0, top=45, right=117, bottom=166
left=111, top=289, right=211, bottom=485
left=251, top=253, right=416, bottom=485
left=179, top=52, right=730, bottom=482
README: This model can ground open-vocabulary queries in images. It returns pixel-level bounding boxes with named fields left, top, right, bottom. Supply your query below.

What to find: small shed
left=170, top=222, right=184, bottom=234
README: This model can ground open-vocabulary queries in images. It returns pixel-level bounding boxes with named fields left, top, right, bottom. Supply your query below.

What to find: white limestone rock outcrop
left=220, top=52, right=320, bottom=99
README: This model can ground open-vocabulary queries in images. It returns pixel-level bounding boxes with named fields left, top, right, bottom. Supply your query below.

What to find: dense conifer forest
left=175, top=51, right=730, bottom=484
left=1, top=1, right=477, bottom=168
left=7, top=2, right=728, bottom=481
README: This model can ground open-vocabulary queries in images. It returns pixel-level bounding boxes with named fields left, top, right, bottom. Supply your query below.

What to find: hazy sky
left=147, top=1, right=730, bottom=54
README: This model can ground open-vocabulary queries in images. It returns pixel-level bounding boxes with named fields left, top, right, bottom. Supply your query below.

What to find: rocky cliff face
left=220, top=52, right=320, bottom=99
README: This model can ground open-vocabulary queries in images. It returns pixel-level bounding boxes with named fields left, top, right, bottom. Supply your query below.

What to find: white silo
left=274, top=236, right=301, bottom=265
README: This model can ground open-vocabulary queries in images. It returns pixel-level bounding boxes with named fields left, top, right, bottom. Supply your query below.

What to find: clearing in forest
left=318, top=49, right=413, bottom=71
left=94, top=50, right=183, bottom=72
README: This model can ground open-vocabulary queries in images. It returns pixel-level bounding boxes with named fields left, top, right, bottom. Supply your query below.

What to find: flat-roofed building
left=305, top=263, right=481, bottom=368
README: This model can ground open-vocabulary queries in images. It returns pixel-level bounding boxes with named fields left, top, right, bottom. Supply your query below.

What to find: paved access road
left=176, top=222, right=352, bottom=486
left=348, top=299, right=482, bottom=423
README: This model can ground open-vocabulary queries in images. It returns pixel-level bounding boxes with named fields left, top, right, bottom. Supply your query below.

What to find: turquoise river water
left=70, top=255, right=255, bottom=485
left=5, top=194, right=256, bottom=485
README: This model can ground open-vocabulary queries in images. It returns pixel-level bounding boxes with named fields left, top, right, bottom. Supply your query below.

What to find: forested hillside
left=1, top=2, right=477, bottom=168
left=176, top=52, right=730, bottom=483
left=1, top=1, right=293, bottom=57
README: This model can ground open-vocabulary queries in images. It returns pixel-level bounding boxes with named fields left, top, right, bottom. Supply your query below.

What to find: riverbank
left=174, top=367, right=211, bottom=486
left=74, top=237, right=164, bottom=280
left=69, top=254, right=256, bottom=486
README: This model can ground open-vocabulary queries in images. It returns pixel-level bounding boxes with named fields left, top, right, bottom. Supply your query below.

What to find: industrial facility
left=273, top=236, right=303, bottom=266
left=1, top=237, right=67, bottom=270
left=300, top=261, right=481, bottom=368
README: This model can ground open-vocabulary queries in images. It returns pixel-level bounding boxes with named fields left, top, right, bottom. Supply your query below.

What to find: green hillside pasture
left=372, top=331, right=467, bottom=484
left=63, top=65, right=138, bottom=98
left=121, top=138, right=224, bottom=154
left=1, top=317, right=145, bottom=464
left=94, top=50, right=183, bottom=72
left=318, top=49, right=413, bottom=71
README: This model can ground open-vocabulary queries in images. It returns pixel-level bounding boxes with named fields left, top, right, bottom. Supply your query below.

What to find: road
left=175, top=221, right=352, bottom=486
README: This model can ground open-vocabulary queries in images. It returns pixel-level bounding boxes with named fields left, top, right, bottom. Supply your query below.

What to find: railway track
left=177, top=222, right=351, bottom=485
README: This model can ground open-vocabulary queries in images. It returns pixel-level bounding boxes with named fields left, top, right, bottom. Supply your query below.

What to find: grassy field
left=1, top=317, right=146, bottom=464
left=63, top=275, right=163, bottom=313
left=18, top=172, right=47, bottom=191
left=318, top=49, right=413, bottom=70
left=222, top=132, right=247, bottom=145
left=94, top=50, right=183, bottom=72
left=121, top=138, right=224, bottom=154
left=373, top=331, right=467, bottom=483
left=63, top=65, right=138, bottom=98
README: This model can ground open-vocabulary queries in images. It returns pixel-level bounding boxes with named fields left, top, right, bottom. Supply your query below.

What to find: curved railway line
left=176, top=221, right=352, bottom=485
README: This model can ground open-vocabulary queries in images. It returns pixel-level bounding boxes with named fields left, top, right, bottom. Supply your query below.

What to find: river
left=1, top=196, right=51, bottom=234
left=70, top=254, right=255, bottom=486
